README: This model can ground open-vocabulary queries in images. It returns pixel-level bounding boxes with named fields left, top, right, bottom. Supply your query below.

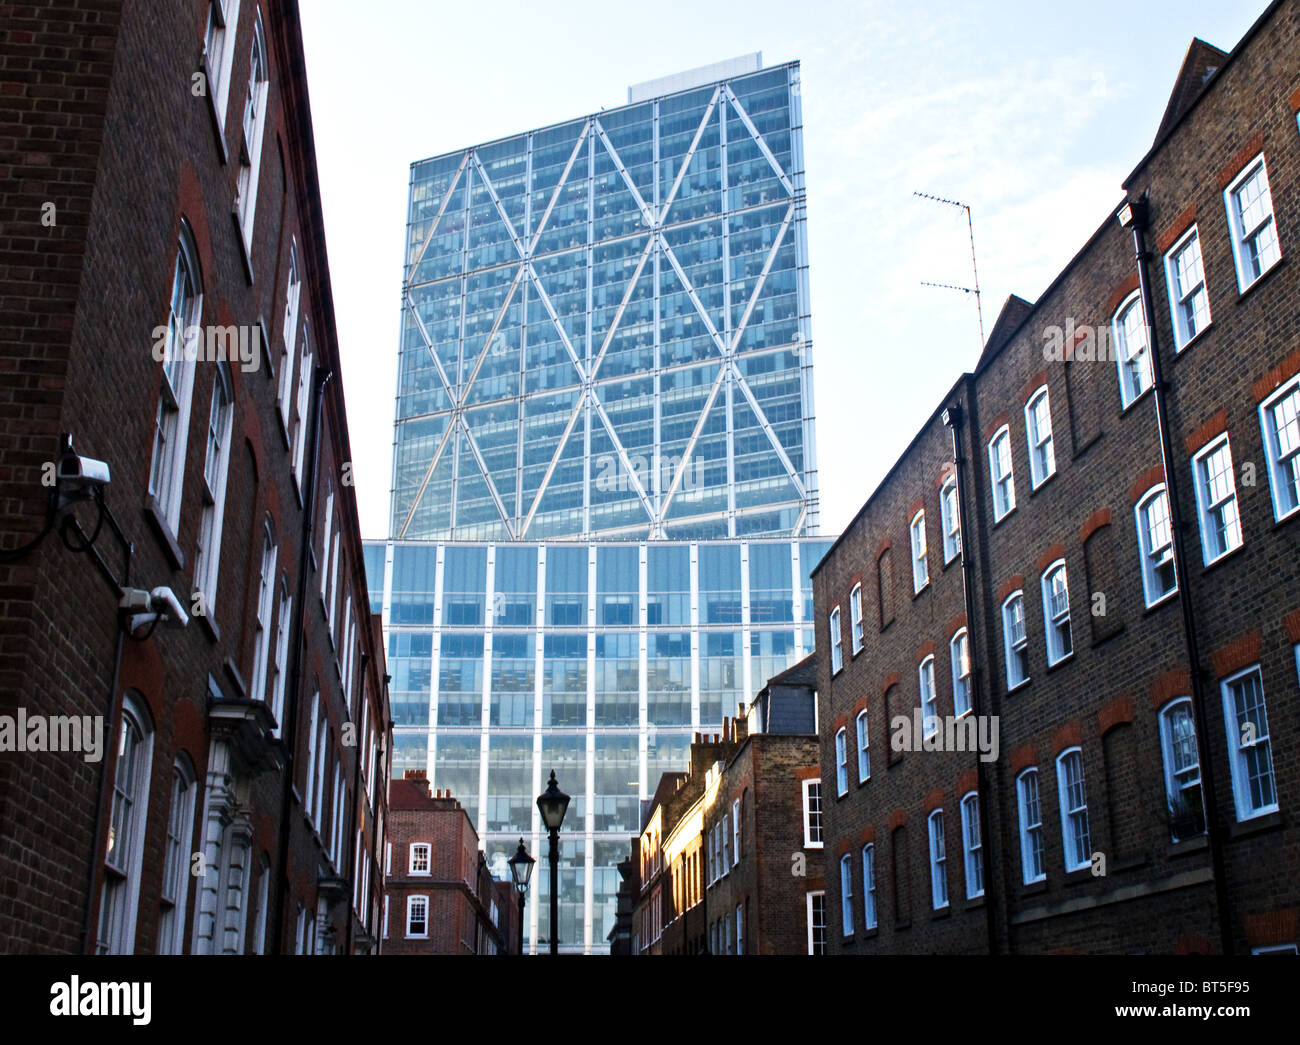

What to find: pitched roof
left=1154, top=38, right=1230, bottom=144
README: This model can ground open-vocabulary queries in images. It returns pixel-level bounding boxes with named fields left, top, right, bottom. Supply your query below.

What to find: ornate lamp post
left=507, top=838, right=534, bottom=956
left=535, top=770, right=570, bottom=955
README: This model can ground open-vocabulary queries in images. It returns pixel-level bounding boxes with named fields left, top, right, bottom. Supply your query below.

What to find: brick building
left=382, top=771, right=518, bottom=954
left=812, top=0, right=1300, bottom=955
left=633, top=657, right=825, bottom=954
left=0, top=0, right=389, bottom=954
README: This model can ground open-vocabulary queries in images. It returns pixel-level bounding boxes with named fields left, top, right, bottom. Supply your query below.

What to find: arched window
left=157, top=754, right=198, bottom=954
left=950, top=628, right=971, bottom=717
left=855, top=709, right=870, bottom=782
left=149, top=224, right=202, bottom=533
left=249, top=520, right=278, bottom=702
left=988, top=426, right=1015, bottom=520
left=960, top=791, right=983, bottom=899
left=1024, top=386, right=1055, bottom=487
left=927, top=809, right=948, bottom=910
left=1056, top=748, right=1091, bottom=871
left=235, top=10, right=269, bottom=254
left=97, top=692, right=155, bottom=954
left=193, top=361, right=233, bottom=612
left=1040, top=560, right=1072, bottom=665
left=1112, top=292, right=1151, bottom=408
left=1001, top=591, right=1029, bottom=688
left=1135, top=485, right=1177, bottom=606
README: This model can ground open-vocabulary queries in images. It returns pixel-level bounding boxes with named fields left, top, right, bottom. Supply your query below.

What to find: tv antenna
left=914, top=191, right=985, bottom=350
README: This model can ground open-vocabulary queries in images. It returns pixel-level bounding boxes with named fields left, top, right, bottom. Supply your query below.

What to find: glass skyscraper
left=367, top=54, right=827, bottom=952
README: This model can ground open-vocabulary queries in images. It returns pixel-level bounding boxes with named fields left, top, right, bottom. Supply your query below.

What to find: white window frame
left=834, top=727, right=848, bottom=797
left=927, top=809, right=948, bottom=910
left=193, top=363, right=233, bottom=612
left=1024, top=386, right=1056, bottom=488
left=988, top=426, right=1016, bottom=521
left=735, top=903, right=744, bottom=955
left=291, top=324, right=313, bottom=489
left=918, top=655, right=938, bottom=738
left=840, top=853, right=854, bottom=936
left=157, top=756, right=197, bottom=954
left=861, top=844, right=877, bottom=930
left=269, top=580, right=291, bottom=734
left=1135, top=485, right=1178, bottom=607
left=249, top=522, right=278, bottom=703
left=1163, top=225, right=1211, bottom=349
left=1259, top=374, right=1300, bottom=522
left=829, top=605, right=843, bottom=674
left=1056, top=748, right=1091, bottom=872
left=940, top=474, right=961, bottom=563
left=855, top=709, right=870, bottom=783
left=1040, top=560, right=1072, bottom=666
left=801, top=779, right=823, bottom=848
left=319, top=487, right=334, bottom=602
left=96, top=693, right=154, bottom=954
left=732, top=798, right=740, bottom=862
left=1113, top=291, right=1152, bottom=409
left=203, top=0, right=241, bottom=130
left=1002, top=591, right=1029, bottom=689
left=149, top=229, right=203, bottom=534
left=960, top=791, right=983, bottom=900
left=409, top=842, right=431, bottom=876
left=910, top=509, right=929, bottom=592
left=1191, top=434, right=1243, bottom=565
left=1158, top=697, right=1206, bottom=842
left=1224, top=153, right=1281, bottom=293
left=406, top=895, right=428, bottom=938
left=235, top=11, right=269, bottom=258
left=277, top=240, right=301, bottom=430
left=849, top=583, right=864, bottom=655
left=806, top=890, right=826, bottom=955
left=950, top=628, right=971, bottom=717
left=1220, top=665, right=1278, bottom=822
left=304, top=693, right=319, bottom=821
left=1016, top=767, right=1045, bottom=884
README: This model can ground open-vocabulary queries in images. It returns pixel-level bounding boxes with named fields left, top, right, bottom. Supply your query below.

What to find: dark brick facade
left=813, top=0, right=1300, bottom=955
left=0, top=0, right=389, bottom=954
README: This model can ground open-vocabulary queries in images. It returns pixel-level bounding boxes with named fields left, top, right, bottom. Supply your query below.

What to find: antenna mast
left=914, top=191, right=985, bottom=350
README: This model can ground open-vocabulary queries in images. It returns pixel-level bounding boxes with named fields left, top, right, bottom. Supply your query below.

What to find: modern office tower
left=367, top=54, right=828, bottom=953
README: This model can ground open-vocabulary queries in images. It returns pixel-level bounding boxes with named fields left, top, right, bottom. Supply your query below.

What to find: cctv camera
left=149, top=586, right=188, bottom=628
left=119, top=585, right=188, bottom=634
left=57, top=452, right=111, bottom=488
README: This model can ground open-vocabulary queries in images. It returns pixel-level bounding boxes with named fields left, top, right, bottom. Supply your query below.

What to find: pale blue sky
left=299, top=0, right=1269, bottom=540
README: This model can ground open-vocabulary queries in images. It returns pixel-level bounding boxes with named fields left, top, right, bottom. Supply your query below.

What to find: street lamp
left=507, top=838, right=534, bottom=956
left=536, top=770, right=570, bottom=955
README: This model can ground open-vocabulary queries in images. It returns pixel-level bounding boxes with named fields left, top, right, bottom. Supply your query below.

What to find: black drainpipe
left=270, top=363, right=333, bottom=954
left=942, top=394, right=1002, bottom=956
left=1119, top=193, right=1233, bottom=955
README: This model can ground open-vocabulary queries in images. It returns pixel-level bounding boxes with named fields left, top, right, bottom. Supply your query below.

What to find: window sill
left=1234, top=254, right=1285, bottom=304
left=1020, top=878, right=1048, bottom=896
left=197, top=609, right=221, bottom=644
left=991, top=506, right=1017, bottom=529
left=1271, top=507, right=1300, bottom=531
left=1169, top=834, right=1208, bottom=857
left=1029, top=470, right=1058, bottom=496
left=1119, top=387, right=1153, bottom=417
left=1171, top=322, right=1213, bottom=357
left=202, top=64, right=229, bottom=166
left=1110, top=854, right=1148, bottom=874
left=222, top=657, right=248, bottom=698
left=232, top=209, right=254, bottom=284
left=143, top=495, right=185, bottom=571
left=1202, top=542, right=1246, bottom=575
left=962, top=894, right=985, bottom=911
left=1227, top=810, right=1283, bottom=840
left=1005, top=678, right=1031, bottom=696
left=1063, top=866, right=1094, bottom=886
left=941, top=553, right=961, bottom=572
left=930, top=905, right=951, bottom=921
left=1142, top=590, right=1179, bottom=615
left=1091, top=622, right=1125, bottom=647
left=912, top=581, right=930, bottom=600
left=1071, top=431, right=1103, bottom=462
left=1045, top=652, right=1074, bottom=673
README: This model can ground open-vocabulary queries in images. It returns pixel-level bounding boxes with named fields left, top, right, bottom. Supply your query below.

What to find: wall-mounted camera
left=120, top=585, right=189, bottom=634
